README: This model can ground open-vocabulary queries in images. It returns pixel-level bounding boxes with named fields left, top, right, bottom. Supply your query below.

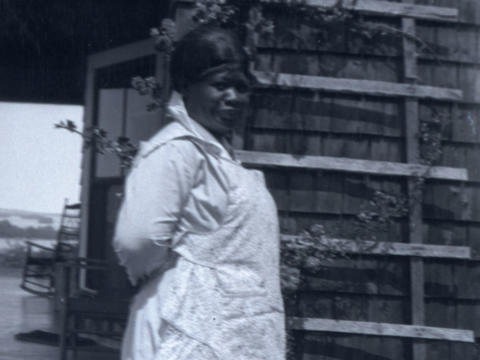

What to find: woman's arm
left=113, top=140, right=201, bottom=284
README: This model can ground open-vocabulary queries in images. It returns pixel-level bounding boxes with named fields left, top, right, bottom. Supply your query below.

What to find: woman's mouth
left=219, top=108, right=241, bottom=119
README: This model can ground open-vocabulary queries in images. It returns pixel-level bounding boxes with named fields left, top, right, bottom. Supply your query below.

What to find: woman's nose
left=224, top=87, right=248, bottom=107
left=224, top=87, right=239, bottom=102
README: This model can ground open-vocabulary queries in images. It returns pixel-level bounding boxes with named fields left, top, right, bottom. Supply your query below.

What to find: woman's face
left=183, top=69, right=250, bottom=136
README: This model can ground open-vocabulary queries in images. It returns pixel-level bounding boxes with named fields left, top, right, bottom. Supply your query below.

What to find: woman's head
left=171, top=25, right=251, bottom=136
left=171, top=24, right=250, bottom=92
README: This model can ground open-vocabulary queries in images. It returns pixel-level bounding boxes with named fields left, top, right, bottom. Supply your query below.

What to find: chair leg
left=59, top=310, right=68, bottom=360
left=72, top=316, right=78, bottom=360
left=58, top=263, right=69, bottom=360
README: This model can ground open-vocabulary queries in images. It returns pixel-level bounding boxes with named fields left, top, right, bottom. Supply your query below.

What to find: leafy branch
left=130, top=76, right=164, bottom=112
left=420, top=115, right=443, bottom=166
left=354, top=190, right=409, bottom=240
left=192, top=0, right=274, bottom=57
left=55, top=120, right=138, bottom=169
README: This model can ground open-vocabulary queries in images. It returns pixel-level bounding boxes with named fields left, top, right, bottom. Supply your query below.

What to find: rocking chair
left=21, top=200, right=81, bottom=296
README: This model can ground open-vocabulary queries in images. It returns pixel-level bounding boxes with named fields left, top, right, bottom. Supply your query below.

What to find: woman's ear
left=182, top=93, right=190, bottom=108
left=181, top=85, right=196, bottom=116
left=181, top=85, right=191, bottom=104
left=182, top=83, right=199, bottom=110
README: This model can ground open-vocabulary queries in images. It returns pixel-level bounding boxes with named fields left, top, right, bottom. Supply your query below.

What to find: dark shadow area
left=1, top=0, right=168, bottom=104
left=304, top=339, right=398, bottom=360
left=251, top=91, right=402, bottom=132
left=303, top=266, right=407, bottom=295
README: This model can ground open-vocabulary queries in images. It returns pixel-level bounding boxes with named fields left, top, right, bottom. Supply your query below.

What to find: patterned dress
left=113, top=98, right=285, bottom=360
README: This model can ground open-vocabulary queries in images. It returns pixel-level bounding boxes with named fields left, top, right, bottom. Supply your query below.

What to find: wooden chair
left=57, top=258, right=133, bottom=360
left=21, top=200, right=81, bottom=296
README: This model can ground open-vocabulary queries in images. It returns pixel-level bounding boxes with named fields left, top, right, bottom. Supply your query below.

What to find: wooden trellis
left=280, top=234, right=471, bottom=259
left=260, top=0, right=459, bottom=22
left=236, top=150, right=468, bottom=180
left=79, top=1, right=480, bottom=359
left=235, top=0, right=475, bottom=359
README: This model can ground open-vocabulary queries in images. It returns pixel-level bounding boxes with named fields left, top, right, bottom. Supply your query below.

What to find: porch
left=1, top=266, right=119, bottom=360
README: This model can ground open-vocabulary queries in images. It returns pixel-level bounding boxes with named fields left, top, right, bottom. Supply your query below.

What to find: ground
left=0, top=266, right=118, bottom=360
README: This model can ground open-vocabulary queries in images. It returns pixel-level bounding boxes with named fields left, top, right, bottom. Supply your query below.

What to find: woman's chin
left=203, top=117, right=235, bottom=134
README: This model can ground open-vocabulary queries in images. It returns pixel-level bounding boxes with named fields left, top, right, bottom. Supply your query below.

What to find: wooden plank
left=235, top=150, right=469, bottom=180
left=303, top=253, right=409, bottom=296
left=426, top=299, right=456, bottom=328
left=287, top=317, right=475, bottom=342
left=302, top=333, right=409, bottom=360
left=89, top=38, right=154, bottom=69
left=281, top=235, right=471, bottom=259
left=458, top=64, right=480, bottom=104
left=260, top=0, right=458, bottom=22
left=78, top=58, right=96, bottom=261
left=418, top=25, right=477, bottom=66
left=423, top=182, right=476, bottom=222
left=457, top=0, right=480, bottom=25
left=402, top=10, right=426, bottom=360
left=424, top=220, right=467, bottom=247
left=253, top=71, right=463, bottom=101
left=257, top=52, right=400, bottom=82
left=403, top=22, right=417, bottom=81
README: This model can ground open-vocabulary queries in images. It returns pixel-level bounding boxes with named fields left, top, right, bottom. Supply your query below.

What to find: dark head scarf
left=170, top=24, right=252, bottom=93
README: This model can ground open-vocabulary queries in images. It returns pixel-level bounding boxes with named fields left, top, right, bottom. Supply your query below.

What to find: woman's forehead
left=207, top=69, right=249, bottom=83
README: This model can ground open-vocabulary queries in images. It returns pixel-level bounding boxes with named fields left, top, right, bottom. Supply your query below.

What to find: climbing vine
left=190, top=0, right=437, bottom=55
left=57, top=0, right=448, bottom=295
left=420, top=114, right=444, bottom=167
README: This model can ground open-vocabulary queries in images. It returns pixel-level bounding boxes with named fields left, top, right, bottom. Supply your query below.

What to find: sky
left=0, top=102, right=84, bottom=214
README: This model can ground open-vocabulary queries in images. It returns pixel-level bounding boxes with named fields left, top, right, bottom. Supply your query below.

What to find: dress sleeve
left=113, top=139, right=201, bottom=284
left=141, top=139, right=200, bottom=243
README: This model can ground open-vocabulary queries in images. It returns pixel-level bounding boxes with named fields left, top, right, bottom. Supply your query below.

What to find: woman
left=114, top=24, right=285, bottom=360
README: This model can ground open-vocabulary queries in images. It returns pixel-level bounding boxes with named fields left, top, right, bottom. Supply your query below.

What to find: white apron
left=121, top=138, right=285, bottom=360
